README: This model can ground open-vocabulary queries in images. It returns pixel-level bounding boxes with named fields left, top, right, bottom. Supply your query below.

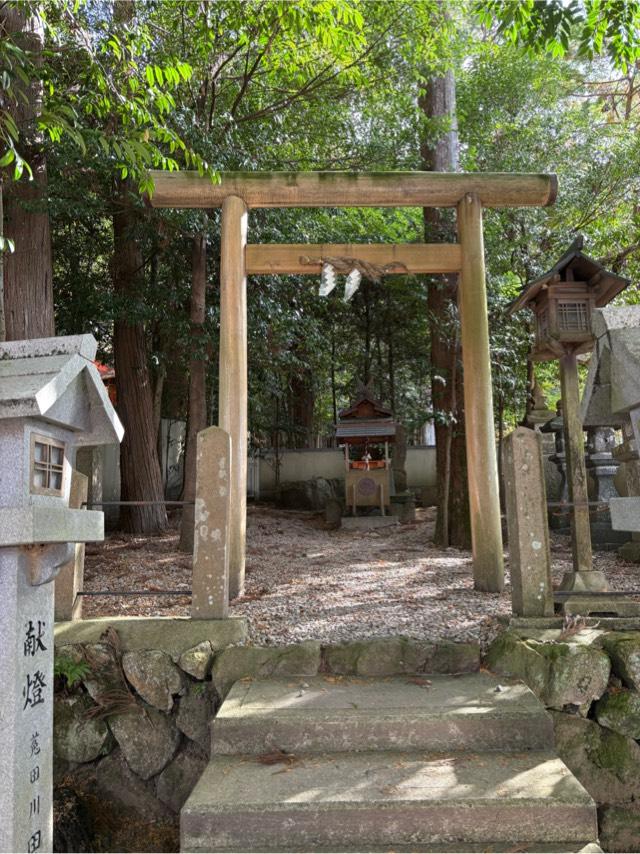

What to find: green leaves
left=477, top=0, right=640, bottom=70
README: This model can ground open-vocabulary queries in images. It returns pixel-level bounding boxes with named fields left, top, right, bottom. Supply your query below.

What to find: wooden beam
left=148, top=171, right=557, bottom=209
left=218, top=195, right=248, bottom=600
left=457, top=192, right=504, bottom=593
left=245, top=243, right=462, bottom=275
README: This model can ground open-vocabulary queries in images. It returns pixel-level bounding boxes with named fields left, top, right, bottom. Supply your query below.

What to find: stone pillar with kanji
left=0, top=336, right=123, bottom=854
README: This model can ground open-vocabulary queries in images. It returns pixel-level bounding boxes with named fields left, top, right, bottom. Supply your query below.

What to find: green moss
left=588, top=726, right=637, bottom=778
left=595, top=689, right=640, bottom=739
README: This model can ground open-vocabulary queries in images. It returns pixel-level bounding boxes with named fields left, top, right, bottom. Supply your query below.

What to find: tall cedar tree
left=420, top=70, right=471, bottom=548
left=1, top=5, right=54, bottom=340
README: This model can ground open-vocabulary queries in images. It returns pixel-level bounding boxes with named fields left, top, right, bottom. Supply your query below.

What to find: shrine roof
left=338, top=387, right=393, bottom=420
left=335, top=419, right=396, bottom=441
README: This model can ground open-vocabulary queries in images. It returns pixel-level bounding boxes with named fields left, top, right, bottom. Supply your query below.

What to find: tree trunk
left=330, top=324, right=338, bottom=442
left=420, top=70, right=471, bottom=548
left=180, top=224, right=209, bottom=551
left=1, top=6, right=54, bottom=341
left=288, top=367, right=314, bottom=448
left=362, top=281, right=372, bottom=385
left=112, top=181, right=167, bottom=534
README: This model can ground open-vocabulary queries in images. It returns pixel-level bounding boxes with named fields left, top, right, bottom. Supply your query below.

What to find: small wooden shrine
left=336, top=387, right=397, bottom=514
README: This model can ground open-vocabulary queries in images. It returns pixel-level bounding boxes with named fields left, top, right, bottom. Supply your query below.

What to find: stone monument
left=614, top=418, right=640, bottom=562
left=585, top=426, right=629, bottom=550
left=0, top=335, right=123, bottom=854
left=580, top=306, right=640, bottom=612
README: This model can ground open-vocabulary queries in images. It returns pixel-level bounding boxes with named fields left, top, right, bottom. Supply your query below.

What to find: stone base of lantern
left=557, top=569, right=610, bottom=593
left=555, top=593, right=640, bottom=618
left=618, top=535, right=640, bottom=563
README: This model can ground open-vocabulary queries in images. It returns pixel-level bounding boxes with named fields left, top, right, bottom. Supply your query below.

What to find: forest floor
left=81, top=504, right=640, bottom=650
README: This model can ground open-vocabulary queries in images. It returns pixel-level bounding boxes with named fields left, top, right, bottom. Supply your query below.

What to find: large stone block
left=109, top=703, right=181, bottom=780
left=176, top=682, right=217, bottom=753
left=600, top=633, right=640, bottom=690
left=95, top=749, right=167, bottom=818
left=486, top=631, right=610, bottom=709
left=594, top=689, right=640, bottom=739
left=323, top=638, right=479, bottom=677
left=156, top=743, right=207, bottom=814
left=122, top=649, right=184, bottom=712
left=551, top=712, right=640, bottom=805
left=181, top=750, right=596, bottom=853
left=179, top=642, right=215, bottom=680
left=54, top=616, right=249, bottom=661
left=54, top=695, right=111, bottom=763
left=211, top=642, right=321, bottom=697
left=599, top=805, right=640, bottom=853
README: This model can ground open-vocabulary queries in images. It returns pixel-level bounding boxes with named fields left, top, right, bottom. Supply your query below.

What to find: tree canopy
left=1, top=0, right=639, bottom=532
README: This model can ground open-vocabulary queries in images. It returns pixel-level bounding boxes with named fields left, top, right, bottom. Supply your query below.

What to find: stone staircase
left=181, top=672, right=601, bottom=853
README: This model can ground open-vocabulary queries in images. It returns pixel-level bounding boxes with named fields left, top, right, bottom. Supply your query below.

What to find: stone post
left=502, top=427, right=554, bottom=617
left=54, top=471, right=88, bottom=622
left=191, top=426, right=231, bottom=619
left=0, top=547, right=58, bottom=854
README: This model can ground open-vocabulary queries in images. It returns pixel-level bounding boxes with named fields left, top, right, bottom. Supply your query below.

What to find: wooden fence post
left=457, top=192, right=504, bottom=592
left=219, top=195, right=248, bottom=600
left=192, top=426, right=231, bottom=619
left=54, top=470, right=88, bottom=621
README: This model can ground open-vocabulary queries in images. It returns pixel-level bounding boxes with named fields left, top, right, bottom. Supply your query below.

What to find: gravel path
left=82, top=504, right=640, bottom=649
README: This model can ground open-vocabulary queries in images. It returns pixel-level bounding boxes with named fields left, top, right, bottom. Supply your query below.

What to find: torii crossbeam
left=149, top=170, right=557, bottom=601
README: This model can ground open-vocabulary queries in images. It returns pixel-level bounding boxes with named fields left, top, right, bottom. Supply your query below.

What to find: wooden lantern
left=508, top=236, right=629, bottom=361
left=507, top=236, right=630, bottom=597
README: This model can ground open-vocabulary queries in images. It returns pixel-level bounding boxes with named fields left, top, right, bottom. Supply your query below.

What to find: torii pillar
left=149, top=169, right=557, bottom=597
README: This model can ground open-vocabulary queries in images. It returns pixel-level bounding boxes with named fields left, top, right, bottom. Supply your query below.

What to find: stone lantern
left=508, top=237, right=629, bottom=597
left=0, top=335, right=123, bottom=854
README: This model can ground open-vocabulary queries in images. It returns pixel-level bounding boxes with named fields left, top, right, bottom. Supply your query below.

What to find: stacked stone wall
left=486, top=628, right=640, bottom=853
left=53, top=621, right=478, bottom=852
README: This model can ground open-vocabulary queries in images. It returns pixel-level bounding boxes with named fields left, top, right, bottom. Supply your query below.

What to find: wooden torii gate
left=149, top=170, right=557, bottom=599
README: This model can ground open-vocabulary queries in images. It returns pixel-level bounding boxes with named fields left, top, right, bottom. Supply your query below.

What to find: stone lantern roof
left=0, top=334, right=123, bottom=445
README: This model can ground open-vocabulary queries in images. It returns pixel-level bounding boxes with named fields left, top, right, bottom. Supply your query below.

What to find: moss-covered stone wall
left=486, top=627, right=640, bottom=854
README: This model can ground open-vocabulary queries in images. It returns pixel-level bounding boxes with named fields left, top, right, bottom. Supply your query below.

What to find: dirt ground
left=81, top=504, right=640, bottom=649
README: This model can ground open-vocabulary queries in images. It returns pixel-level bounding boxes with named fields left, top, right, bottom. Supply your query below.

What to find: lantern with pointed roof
left=507, top=235, right=629, bottom=361
left=508, top=238, right=630, bottom=602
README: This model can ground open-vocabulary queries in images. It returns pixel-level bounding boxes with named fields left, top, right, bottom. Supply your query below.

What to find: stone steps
left=212, top=673, right=554, bottom=755
left=182, top=751, right=596, bottom=852
left=182, top=673, right=599, bottom=853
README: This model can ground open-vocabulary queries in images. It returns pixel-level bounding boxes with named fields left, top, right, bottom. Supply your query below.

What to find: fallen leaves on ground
left=82, top=504, right=640, bottom=651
